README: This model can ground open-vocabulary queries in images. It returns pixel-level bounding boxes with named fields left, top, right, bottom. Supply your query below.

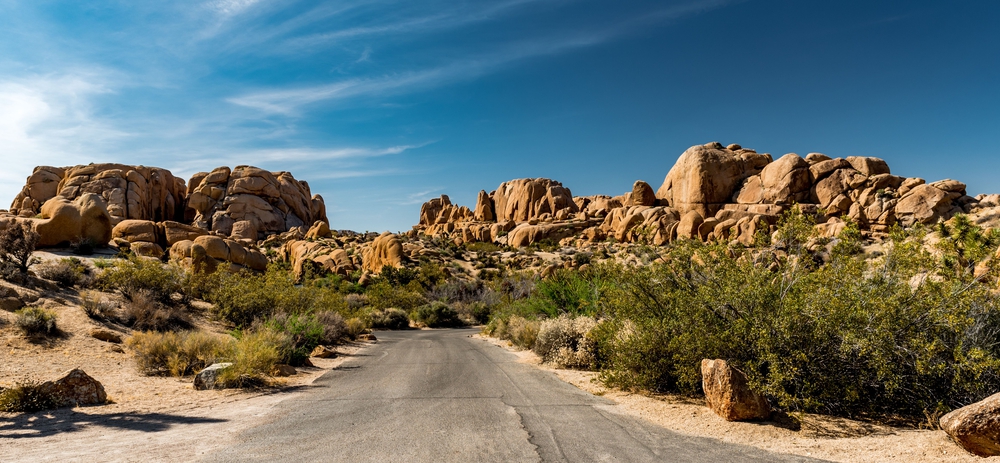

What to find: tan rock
left=630, top=181, right=657, bottom=207
left=38, top=368, right=107, bottom=408
left=362, top=232, right=405, bottom=273
left=474, top=190, right=496, bottom=222
left=701, top=359, right=770, bottom=421
left=759, top=154, right=811, bottom=205
left=32, top=194, right=113, bottom=247
left=305, top=220, right=332, bottom=240
left=846, top=156, right=890, bottom=176
left=940, top=392, right=1000, bottom=457
left=91, top=329, right=122, bottom=344
left=656, top=143, right=770, bottom=217
left=493, top=178, right=579, bottom=222
left=896, top=184, right=952, bottom=226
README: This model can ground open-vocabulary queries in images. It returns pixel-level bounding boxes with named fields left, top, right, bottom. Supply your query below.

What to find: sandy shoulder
left=473, top=334, right=990, bottom=463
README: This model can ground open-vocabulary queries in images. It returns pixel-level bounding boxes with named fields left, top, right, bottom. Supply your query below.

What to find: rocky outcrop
left=169, top=235, right=268, bottom=273
left=701, top=359, right=771, bottom=421
left=413, top=141, right=979, bottom=249
left=361, top=232, right=405, bottom=273
left=112, top=219, right=208, bottom=258
left=656, top=142, right=771, bottom=217
left=494, top=178, right=579, bottom=222
left=38, top=368, right=107, bottom=408
left=10, top=164, right=185, bottom=223
left=185, top=166, right=328, bottom=241
left=282, top=239, right=357, bottom=280
left=32, top=194, right=113, bottom=247
left=940, top=392, right=1000, bottom=456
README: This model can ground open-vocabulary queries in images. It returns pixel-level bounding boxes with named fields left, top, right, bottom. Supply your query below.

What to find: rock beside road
left=701, top=359, right=771, bottom=422
left=194, top=363, right=233, bottom=390
left=38, top=368, right=108, bottom=408
left=940, top=392, right=1000, bottom=456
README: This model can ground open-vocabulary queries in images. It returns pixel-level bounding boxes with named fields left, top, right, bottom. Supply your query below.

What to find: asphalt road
left=205, top=328, right=822, bottom=463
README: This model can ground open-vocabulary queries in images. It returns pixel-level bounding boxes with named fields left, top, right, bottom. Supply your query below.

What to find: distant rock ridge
left=1, top=163, right=329, bottom=270
left=413, top=141, right=984, bottom=247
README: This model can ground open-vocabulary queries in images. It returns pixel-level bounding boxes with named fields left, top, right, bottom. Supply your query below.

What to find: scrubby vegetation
left=15, top=307, right=57, bottom=337
left=0, top=381, right=58, bottom=412
left=34, top=257, right=92, bottom=287
left=0, top=222, right=39, bottom=284
left=127, top=331, right=228, bottom=376
left=479, top=210, right=1000, bottom=423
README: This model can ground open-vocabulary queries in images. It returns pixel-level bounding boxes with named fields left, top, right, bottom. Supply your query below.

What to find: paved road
left=206, top=328, right=821, bottom=463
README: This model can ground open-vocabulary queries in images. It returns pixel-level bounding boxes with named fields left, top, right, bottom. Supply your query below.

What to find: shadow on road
left=0, top=409, right=227, bottom=439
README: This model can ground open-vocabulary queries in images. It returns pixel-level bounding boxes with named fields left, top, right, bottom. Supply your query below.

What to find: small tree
left=0, top=222, right=39, bottom=284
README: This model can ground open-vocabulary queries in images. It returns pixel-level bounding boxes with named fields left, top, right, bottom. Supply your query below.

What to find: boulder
left=846, top=156, right=890, bottom=176
left=474, top=190, right=496, bottom=222
left=630, top=181, right=657, bottom=207
left=91, top=329, right=122, bottom=344
left=896, top=184, right=953, bottom=226
left=272, top=364, right=297, bottom=377
left=311, top=345, right=338, bottom=358
left=759, top=153, right=811, bottom=204
left=940, top=392, right=1000, bottom=457
left=32, top=194, right=113, bottom=247
left=305, top=220, right=331, bottom=240
left=493, top=178, right=579, bottom=222
left=701, top=359, right=771, bottom=421
left=194, top=363, right=233, bottom=390
left=657, top=143, right=770, bottom=217
left=362, top=232, right=405, bottom=273
left=38, top=368, right=107, bottom=407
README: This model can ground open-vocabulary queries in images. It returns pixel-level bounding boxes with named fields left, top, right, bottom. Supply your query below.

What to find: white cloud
left=210, top=0, right=264, bottom=16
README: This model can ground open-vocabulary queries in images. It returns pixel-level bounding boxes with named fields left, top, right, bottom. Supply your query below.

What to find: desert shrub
left=344, top=317, right=368, bottom=339
left=591, top=219, right=1000, bottom=420
left=205, top=266, right=345, bottom=328
left=15, top=307, right=57, bottom=336
left=96, top=256, right=183, bottom=303
left=375, top=266, right=418, bottom=287
left=466, top=242, right=501, bottom=253
left=71, top=237, right=97, bottom=256
left=119, top=289, right=189, bottom=332
left=0, top=222, right=39, bottom=284
left=265, top=313, right=323, bottom=366
left=35, top=257, right=92, bottom=287
left=365, top=281, right=426, bottom=311
left=218, top=327, right=288, bottom=388
left=343, top=293, right=369, bottom=312
left=533, top=315, right=598, bottom=369
left=485, top=315, right=539, bottom=350
left=315, top=310, right=347, bottom=344
left=80, top=290, right=118, bottom=320
left=364, top=307, right=410, bottom=330
left=126, top=331, right=229, bottom=376
left=0, top=381, right=58, bottom=412
left=412, top=301, right=462, bottom=328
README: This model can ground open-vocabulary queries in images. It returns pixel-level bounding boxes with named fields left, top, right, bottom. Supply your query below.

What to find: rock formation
left=414, top=142, right=981, bottom=248
left=361, top=232, right=405, bottom=273
left=10, top=164, right=185, bottom=223
left=185, top=166, right=328, bottom=241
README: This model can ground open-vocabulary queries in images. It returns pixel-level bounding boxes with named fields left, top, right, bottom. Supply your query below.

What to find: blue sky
left=0, top=0, right=997, bottom=232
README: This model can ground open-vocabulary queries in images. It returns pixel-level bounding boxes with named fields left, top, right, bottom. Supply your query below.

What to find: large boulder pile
left=169, top=235, right=268, bottom=273
left=9, top=164, right=186, bottom=223
left=414, top=142, right=980, bottom=248
left=185, top=166, right=328, bottom=241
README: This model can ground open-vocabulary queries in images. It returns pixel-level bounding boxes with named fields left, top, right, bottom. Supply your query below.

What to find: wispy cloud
left=228, top=0, right=734, bottom=115
left=210, top=0, right=265, bottom=17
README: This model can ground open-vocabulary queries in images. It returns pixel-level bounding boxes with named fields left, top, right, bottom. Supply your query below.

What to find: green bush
left=413, top=302, right=462, bottom=328
left=16, top=307, right=57, bottom=336
left=364, top=307, right=410, bottom=330
left=217, top=327, right=287, bottom=388
left=127, top=331, right=229, bottom=376
left=466, top=242, right=502, bottom=253
left=365, top=281, right=426, bottom=312
left=533, top=315, right=597, bottom=369
left=484, top=315, right=539, bottom=350
left=0, top=222, right=39, bottom=284
left=96, top=257, right=182, bottom=303
left=119, top=289, right=189, bottom=332
left=265, top=313, right=324, bottom=366
left=0, top=381, right=58, bottom=412
left=315, top=310, right=348, bottom=344
left=35, top=257, right=92, bottom=287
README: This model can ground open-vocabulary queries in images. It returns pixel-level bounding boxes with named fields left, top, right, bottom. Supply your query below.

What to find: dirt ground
left=474, top=334, right=995, bottom=463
